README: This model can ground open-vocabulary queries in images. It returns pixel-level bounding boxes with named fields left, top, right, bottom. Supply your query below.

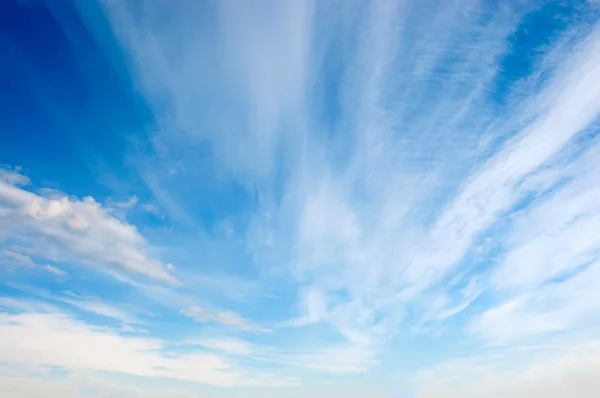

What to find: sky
left=1, top=0, right=600, bottom=397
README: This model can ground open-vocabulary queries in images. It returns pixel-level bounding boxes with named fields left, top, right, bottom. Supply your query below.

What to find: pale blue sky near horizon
left=1, top=1, right=600, bottom=397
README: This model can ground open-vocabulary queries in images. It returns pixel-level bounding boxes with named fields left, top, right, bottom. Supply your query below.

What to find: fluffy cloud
left=0, top=170, right=176, bottom=283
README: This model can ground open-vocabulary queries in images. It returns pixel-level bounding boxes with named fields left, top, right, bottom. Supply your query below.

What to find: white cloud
left=142, top=203, right=160, bottom=216
left=283, top=287, right=328, bottom=327
left=0, top=296, right=56, bottom=313
left=43, top=264, right=66, bottom=276
left=0, top=167, right=29, bottom=186
left=102, top=0, right=314, bottom=186
left=415, top=24, right=600, bottom=290
left=60, top=294, right=139, bottom=325
left=181, top=306, right=269, bottom=333
left=113, top=195, right=139, bottom=209
left=470, top=258, right=600, bottom=344
left=416, top=341, right=600, bottom=398
left=281, top=18, right=600, bottom=350
left=0, top=300, right=293, bottom=388
left=469, top=141, right=600, bottom=344
left=492, top=146, right=600, bottom=291
left=0, top=171, right=176, bottom=283
left=8, top=285, right=140, bottom=325
left=300, top=181, right=360, bottom=247
left=105, top=195, right=139, bottom=219
left=1, top=248, right=35, bottom=268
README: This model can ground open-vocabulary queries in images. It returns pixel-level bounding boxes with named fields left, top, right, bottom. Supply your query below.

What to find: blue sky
left=1, top=0, right=600, bottom=397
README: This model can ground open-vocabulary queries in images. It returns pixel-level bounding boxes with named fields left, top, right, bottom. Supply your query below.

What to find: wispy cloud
left=42, top=264, right=66, bottom=276
left=416, top=340, right=600, bottom=398
left=7, top=285, right=139, bottom=325
left=0, top=299, right=294, bottom=388
left=0, top=248, right=35, bottom=268
left=279, top=344, right=377, bottom=374
left=186, top=337, right=255, bottom=356
left=181, top=305, right=269, bottom=333
left=469, top=141, right=600, bottom=344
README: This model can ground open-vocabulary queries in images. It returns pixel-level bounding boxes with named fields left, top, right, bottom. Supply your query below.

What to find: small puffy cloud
left=0, top=170, right=176, bottom=283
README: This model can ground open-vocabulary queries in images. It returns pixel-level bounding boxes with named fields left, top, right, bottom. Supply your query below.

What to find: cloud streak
left=0, top=299, right=294, bottom=388
left=182, top=305, right=269, bottom=333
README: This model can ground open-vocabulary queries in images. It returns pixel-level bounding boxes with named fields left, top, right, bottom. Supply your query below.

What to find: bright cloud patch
left=0, top=171, right=176, bottom=283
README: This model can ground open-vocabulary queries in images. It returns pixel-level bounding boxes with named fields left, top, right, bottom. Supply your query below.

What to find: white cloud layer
left=416, top=341, right=600, bottom=398
left=0, top=299, right=294, bottom=388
